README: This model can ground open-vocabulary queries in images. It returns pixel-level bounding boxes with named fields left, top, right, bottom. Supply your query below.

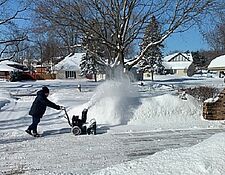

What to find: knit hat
left=42, top=86, right=49, bottom=93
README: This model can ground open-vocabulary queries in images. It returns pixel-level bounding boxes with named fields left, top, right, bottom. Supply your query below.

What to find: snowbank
left=129, top=94, right=221, bottom=130
left=0, top=90, right=13, bottom=110
left=68, top=80, right=221, bottom=130
left=92, top=132, right=225, bottom=175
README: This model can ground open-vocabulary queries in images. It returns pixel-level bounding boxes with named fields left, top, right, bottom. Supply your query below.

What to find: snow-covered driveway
left=1, top=127, right=224, bottom=174
left=1, top=77, right=225, bottom=174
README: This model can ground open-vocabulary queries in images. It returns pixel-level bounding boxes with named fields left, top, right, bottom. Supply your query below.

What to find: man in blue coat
left=26, top=86, right=63, bottom=137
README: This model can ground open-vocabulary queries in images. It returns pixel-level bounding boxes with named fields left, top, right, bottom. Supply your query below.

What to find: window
left=65, top=71, right=76, bottom=79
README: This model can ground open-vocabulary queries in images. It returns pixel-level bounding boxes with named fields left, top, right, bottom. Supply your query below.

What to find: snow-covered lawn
left=1, top=75, right=225, bottom=174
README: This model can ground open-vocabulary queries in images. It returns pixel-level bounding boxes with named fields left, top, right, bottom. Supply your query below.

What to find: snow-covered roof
left=163, top=53, right=178, bottom=62
left=162, top=62, right=192, bottom=70
left=0, top=60, right=21, bottom=65
left=0, top=60, right=22, bottom=72
left=163, top=52, right=193, bottom=62
left=162, top=52, right=193, bottom=69
left=208, top=55, right=225, bottom=68
left=0, top=64, right=17, bottom=71
left=54, top=53, right=86, bottom=71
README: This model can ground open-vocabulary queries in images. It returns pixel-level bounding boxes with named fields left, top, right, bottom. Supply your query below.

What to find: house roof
left=208, top=55, right=225, bottom=69
left=0, top=60, right=22, bottom=72
left=163, top=52, right=193, bottom=62
left=0, top=60, right=21, bottom=65
left=162, top=62, right=192, bottom=70
left=162, top=52, right=193, bottom=70
left=0, top=64, right=17, bottom=71
left=54, top=53, right=86, bottom=71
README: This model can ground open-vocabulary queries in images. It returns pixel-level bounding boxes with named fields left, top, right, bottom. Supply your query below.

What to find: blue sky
left=10, top=1, right=210, bottom=57
left=164, top=27, right=210, bottom=55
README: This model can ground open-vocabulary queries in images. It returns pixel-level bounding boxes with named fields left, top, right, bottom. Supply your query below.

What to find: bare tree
left=206, top=21, right=225, bottom=52
left=33, top=0, right=222, bottom=78
left=0, top=0, right=30, bottom=60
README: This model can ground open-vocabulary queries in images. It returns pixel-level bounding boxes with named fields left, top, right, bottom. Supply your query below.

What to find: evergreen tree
left=80, top=53, right=105, bottom=82
left=192, top=51, right=207, bottom=68
left=139, top=16, right=164, bottom=81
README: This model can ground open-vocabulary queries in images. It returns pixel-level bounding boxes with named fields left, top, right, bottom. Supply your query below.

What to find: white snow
left=92, top=132, right=225, bottom=175
left=162, top=61, right=192, bottom=69
left=54, top=53, right=86, bottom=71
left=208, top=55, right=225, bottom=68
left=162, top=52, right=193, bottom=70
left=0, top=64, right=17, bottom=71
left=0, top=60, right=22, bottom=66
left=128, top=94, right=220, bottom=130
left=1, top=75, right=225, bottom=174
left=163, top=52, right=193, bottom=62
left=204, top=97, right=219, bottom=103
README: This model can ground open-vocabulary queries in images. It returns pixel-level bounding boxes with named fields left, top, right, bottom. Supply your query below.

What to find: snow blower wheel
left=71, top=126, right=81, bottom=135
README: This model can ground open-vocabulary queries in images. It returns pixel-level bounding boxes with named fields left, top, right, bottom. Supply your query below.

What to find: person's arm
left=38, top=95, right=60, bottom=110
left=45, top=98, right=60, bottom=110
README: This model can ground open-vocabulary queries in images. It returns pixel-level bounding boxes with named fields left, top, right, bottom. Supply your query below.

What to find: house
left=124, top=58, right=144, bottom=81
left=162, top=52, right=193, bottom=76
left=0, top=64, right=17, bottom=80
left=23, top=58, right=38, bottom=69
left=207, top=55, right=225, bottom=78
left=54, top=53, right=86, bottom=79
left=0, top=60, right=26, bottom=81
left=34, top=65, right=49, bottom=74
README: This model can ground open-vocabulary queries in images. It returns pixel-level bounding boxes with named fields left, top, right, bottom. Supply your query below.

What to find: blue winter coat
left=29, top=90, right=60, bottom=118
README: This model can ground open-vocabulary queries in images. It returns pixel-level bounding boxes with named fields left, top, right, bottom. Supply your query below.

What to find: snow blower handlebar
left=63, top=107, right=89, bottom=128
left=63, top=108, right=73, bottom=127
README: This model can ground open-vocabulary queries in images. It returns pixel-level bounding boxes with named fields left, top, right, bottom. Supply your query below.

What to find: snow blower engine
left=64, top=108, right=96, bottom=136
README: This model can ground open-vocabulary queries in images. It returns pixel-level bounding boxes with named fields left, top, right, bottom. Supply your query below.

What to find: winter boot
left=25, top=129, right=32, bottom=136
left=32, top=132, right=41, bottom=137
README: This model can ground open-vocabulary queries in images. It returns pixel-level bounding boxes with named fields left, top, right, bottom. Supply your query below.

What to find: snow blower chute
left=63, top=108, right=96, bottom=136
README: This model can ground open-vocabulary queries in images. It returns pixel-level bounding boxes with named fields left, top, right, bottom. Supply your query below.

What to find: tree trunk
left=151, top=70, right=154, bottom=81
left=105, top=64, right=127, bottom=81
left=94, top=73, right=97, bottom=82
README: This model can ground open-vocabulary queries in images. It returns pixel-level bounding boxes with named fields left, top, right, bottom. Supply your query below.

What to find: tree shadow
left=0, top=111, right=64, bottom=131
left=42, top=128, right=71, bottom=137
left=155, top=77, right=204, bottom=83
left=42, top=124, right=110, bottom=136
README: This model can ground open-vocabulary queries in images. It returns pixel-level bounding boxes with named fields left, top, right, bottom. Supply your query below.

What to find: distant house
left=34, top=65, right=48, bottom=74
left=54, top=53, right=86, bottom=79
left=124, top=58, right=143, bottom=81
left=0, top=60, right=26, bottom=80
left=23, top=59, right=38, bottom=69
left=162, top=52, right=193, bottom=76
left=208, top=55, right=225, bottom=78
left=0, top=64, right=17, bottom=80
left=0, top=60, right=38, bottom=81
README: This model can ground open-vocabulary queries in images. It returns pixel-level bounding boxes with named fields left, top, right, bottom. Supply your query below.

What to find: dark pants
left=28, top=116, right=40, bottom=133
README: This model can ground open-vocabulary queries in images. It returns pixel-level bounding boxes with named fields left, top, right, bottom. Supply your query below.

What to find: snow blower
left=63, top=108, right=96, bottom=136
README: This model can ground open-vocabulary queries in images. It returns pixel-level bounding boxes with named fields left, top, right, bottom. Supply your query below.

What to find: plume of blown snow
left=69, top=79, right=140, bottom=125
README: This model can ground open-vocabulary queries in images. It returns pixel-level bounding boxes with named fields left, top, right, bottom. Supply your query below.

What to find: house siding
left=176, top=69, right=187, bottom=76
left=56, top=70, right=82, bottom=79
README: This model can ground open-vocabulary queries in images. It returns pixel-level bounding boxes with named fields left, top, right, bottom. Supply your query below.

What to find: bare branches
left=0, top=0, right=29, bottom=59
left=32, top=0, right=221, bottom=73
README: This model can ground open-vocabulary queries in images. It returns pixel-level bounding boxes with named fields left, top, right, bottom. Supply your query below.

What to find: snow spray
left=85, top=79, right=140, bottom=125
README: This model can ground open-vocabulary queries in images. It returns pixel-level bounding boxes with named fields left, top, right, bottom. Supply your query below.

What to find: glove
left=59, top=106, right=65, bottom=110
